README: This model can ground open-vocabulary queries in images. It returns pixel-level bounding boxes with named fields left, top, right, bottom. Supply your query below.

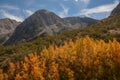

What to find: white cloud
left=80, top=0, right=90, bottom=4
left=25, top=10, right=34, bottom=16
left=0, top=10, right=24, bottom=22
left=0, top=5, right=19, bottom=10
left=80, top=0, right=119, bottom=17
left=58, top=5, right=69, bottom=18
left=75, top=0, right=90, bottom=4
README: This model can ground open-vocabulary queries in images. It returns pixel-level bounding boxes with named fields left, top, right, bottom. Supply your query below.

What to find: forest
left=0, top=37, right=120, bottom=80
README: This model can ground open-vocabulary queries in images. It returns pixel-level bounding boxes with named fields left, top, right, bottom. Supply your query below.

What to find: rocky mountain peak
left=4, top=9, right=70, bottom=45
left=35, top=9, right=52, bottom=14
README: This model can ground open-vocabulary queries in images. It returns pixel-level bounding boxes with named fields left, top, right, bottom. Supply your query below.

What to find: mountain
left=0, top=18, right=20, bottom=44
left=111, top=3, right=120, bottom=16
left=5, top=9, right=71, bottom=45
left=5, top=9, right=97, bottom=45
left=64, top=17, right=98, bottom=29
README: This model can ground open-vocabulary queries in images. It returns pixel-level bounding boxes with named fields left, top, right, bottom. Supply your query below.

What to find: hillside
left=79, top=14, right=120, bottom=41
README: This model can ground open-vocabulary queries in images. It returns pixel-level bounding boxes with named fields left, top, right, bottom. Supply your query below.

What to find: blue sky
left=0, top=0, right=119, bottom=22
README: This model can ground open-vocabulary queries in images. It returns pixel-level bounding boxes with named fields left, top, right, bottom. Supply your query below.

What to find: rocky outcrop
left=0, top=18, right=20, bottom=44
left=111, top=3, right=120, bottom=16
